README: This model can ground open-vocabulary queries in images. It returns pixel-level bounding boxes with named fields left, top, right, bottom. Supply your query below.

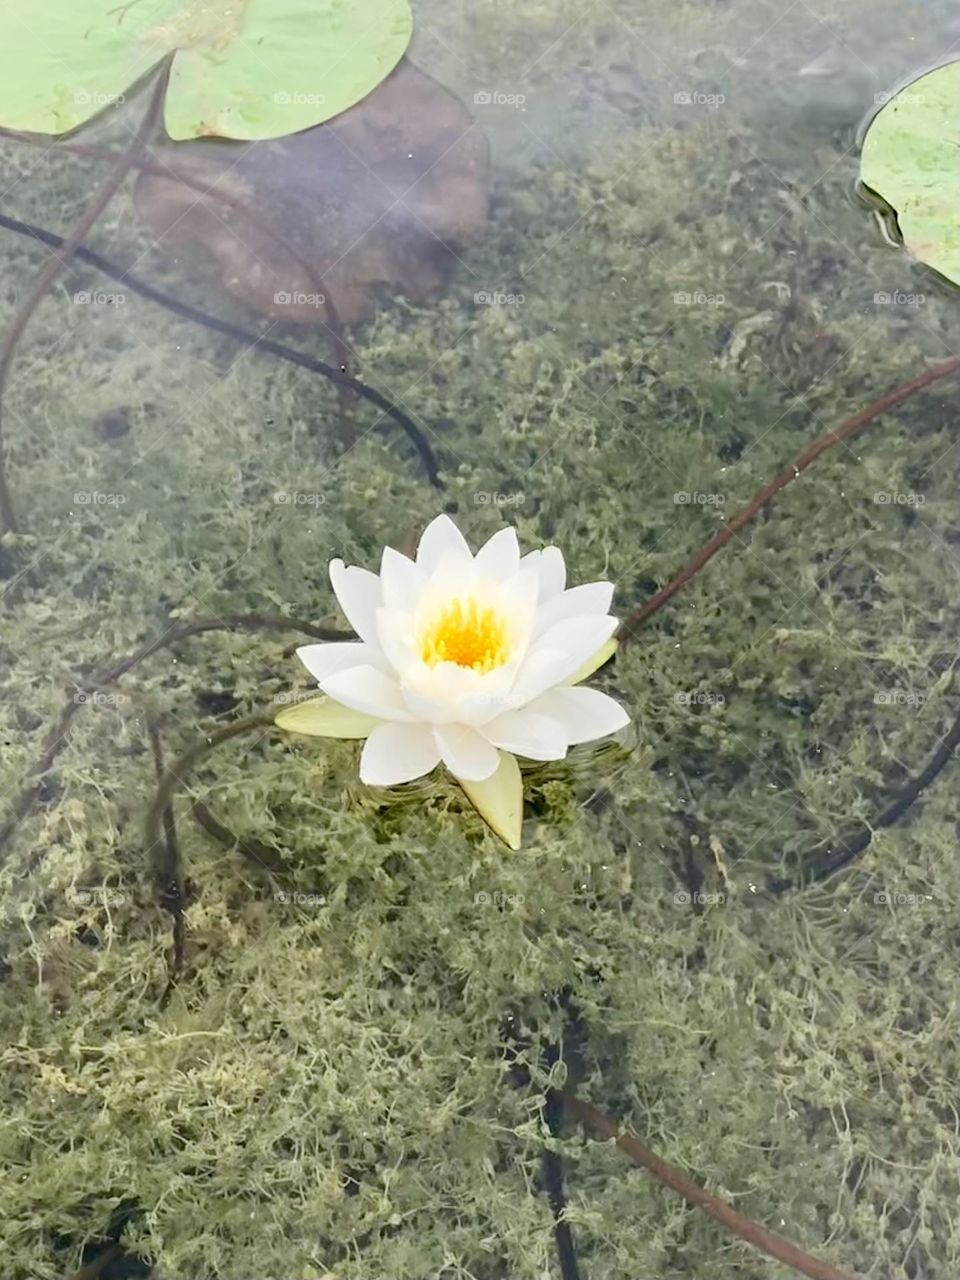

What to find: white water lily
left=277, top=514, right=629, bottom=846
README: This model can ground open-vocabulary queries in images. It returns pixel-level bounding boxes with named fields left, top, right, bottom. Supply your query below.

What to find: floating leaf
left=275, top=696, right=379, bottom=738
left=459, top=752, right=524, bottom=850
left=135, top=60, right=491, bottom=326
left=0, top=0, right=412, bottom=141
left=860, top=60, right=960, bottom=285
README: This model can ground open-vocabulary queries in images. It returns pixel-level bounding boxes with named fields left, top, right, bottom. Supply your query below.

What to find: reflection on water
left=1, top=1, right=959, bottom=1277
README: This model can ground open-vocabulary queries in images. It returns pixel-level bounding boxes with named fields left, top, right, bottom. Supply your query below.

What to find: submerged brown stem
left=563, top=1090, right=859, bottom=1280
left=621, top=355, right=960, bottom=641
left=0, top=64, right=171, bottom=535
left=146, top=715, right=185, bottom=981
left=145, top=714, right=275, bottom=868
left=0, top=613, right=347, bottom=861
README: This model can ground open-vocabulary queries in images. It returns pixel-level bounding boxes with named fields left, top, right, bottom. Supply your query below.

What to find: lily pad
left=860, top=60, right=960, bottom=285
left=0, top=0, right=412, bottom=141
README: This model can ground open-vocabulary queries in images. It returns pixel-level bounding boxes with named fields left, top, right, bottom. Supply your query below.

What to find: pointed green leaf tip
left=275, top=696, right=379, bottom=739
left=568, top=636, right=618, bottom=686
left=459, top=752, right=524, bottom=850
left=860, top=60, right=960, bottom=287
left=0, top=0, right=413, bottom=141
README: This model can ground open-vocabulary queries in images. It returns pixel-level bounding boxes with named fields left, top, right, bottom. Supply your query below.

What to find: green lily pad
left=0, top=0, right=412, bottom=141
left=860, top=60, right=960, bottom=286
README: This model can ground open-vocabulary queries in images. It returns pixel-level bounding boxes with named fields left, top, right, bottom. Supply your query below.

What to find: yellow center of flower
left=419, top=597, right=510, bottom=672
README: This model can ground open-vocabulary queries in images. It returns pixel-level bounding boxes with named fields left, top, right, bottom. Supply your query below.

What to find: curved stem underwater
left=563, top=1090, right=859, bottom=1280
left=621, top=354, right=960, bottom=640
left=0, top=62, right=171, bottom=535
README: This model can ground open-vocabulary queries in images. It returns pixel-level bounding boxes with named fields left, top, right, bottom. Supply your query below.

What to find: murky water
left=2, top=2, right=959, bottom=1278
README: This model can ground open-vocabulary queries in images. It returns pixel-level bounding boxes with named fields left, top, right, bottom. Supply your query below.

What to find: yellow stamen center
left=419, top=597, right=510, bottom=672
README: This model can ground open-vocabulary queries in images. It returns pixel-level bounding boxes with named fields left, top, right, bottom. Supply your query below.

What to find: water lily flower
left=276, top=515, right=629, bottom=847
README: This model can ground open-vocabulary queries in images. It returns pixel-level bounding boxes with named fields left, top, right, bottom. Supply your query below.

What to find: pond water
left=1, top=1, right=959, bottom=1278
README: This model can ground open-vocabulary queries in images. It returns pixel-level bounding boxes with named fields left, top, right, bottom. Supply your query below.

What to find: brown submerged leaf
left=135, top=59, right=491, bottom=327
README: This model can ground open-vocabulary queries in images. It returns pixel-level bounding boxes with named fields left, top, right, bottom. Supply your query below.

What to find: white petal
left=474, top=526, right=520, bottom=581
left=527, top=687, right=630, bottom=744
left=480, top=710, right=568, bottom=761
left=360, top=723, right=440, bottom=785
left=416, top=514, right=473, bottom=572
left=433, top=723, right=500, bottom=781
left=329, top=560, right=382, bottom=648
left=296, top=641, right=383, bottom=682
left=513, top=616, right=618, bottom=702
left=534, top=582, right=614, bottom=636
left=321, top=665, right=416, bottom=721
left=459, top=750, right=523, bottom=849
left=538, top=546, right=566, bottom=600
left=380, top=546, right=425, bottom=611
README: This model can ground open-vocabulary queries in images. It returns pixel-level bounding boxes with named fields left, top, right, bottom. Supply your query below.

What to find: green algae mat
left=1, top=0, right=960, bottom=1278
